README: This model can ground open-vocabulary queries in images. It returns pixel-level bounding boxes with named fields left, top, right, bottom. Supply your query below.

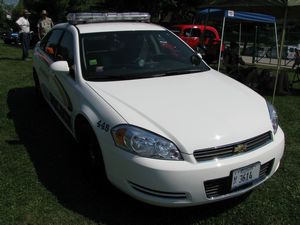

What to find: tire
left=76, top=120, right=106, bottom=179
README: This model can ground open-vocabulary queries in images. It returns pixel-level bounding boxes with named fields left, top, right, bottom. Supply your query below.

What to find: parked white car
left=32, top=13, right=285, bottom=207
left=286, top=45, right=300, bottom=60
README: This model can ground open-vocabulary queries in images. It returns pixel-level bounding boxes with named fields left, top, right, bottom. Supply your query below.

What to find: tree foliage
left=19, top=0, right=198, bottom=24
left=1, top=0, right=201, bottom=32
left=0, top=0, right=15, bottom=31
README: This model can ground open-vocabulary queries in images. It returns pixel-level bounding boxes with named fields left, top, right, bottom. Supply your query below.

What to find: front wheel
left=76, top=121, right=106, bottom=180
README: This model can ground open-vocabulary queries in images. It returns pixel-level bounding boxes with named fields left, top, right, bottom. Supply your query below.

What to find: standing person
left=223, top=42, right=246, bottom=79
left=16, top=9, right=31, bottom=61
left=292, top=48, right=300, bottom=70
left=223, top=42, right=258, bottom=88
left=37, top=10, right=54, bottom=40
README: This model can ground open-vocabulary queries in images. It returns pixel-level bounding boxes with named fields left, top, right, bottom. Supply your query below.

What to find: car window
left=183, top=28, right=201, bottom=38
left=43, top=29, right=64, bottom=60
left=204, top=30, right=216, bottom=40
left=57, top=31, right=74, bottom=65
left=39, top=32, right=50, bottom=50
left=80, top=30, right=209, bottom=81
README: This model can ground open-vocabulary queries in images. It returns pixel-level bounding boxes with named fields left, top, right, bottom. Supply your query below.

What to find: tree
left=10, top=0, right=201, bottom=29
left=0, top=0, right=15, bottom=32
left=0, top=1, right=4, bottom=28
left=101, top=0, right=198, bottom=24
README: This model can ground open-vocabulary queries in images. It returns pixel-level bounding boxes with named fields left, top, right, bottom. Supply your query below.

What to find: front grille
left=204, top=159, right=274, bottom=198
left=128, top=181, right=187, bottom=199
left=194, top=131, right=272, bottom=162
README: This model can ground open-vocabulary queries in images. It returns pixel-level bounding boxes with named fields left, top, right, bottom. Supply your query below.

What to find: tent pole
left=201, top=8, right=210, bottom=46
left=218, top=15, right=226, bottom=71
left=239, top=22, right=242, bottom=56
left=252, top=26, right=258, bottom=64
left=274, top=22, right=279, bottom=67
left=272, top=5, right=288, bottom=104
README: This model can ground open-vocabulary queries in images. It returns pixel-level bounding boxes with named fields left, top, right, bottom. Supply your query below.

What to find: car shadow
left=6, top=87, right=251, bottom=225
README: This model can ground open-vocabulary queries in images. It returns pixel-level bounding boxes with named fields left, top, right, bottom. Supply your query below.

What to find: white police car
left=32, top=12, right=285, bottom=207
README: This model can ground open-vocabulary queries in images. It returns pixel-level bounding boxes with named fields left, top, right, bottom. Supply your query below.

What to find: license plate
left=231, top=163, right=260, bottom=190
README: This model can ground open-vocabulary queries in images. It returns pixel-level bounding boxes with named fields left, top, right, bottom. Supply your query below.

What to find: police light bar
left=67, top=12, right=151, bottom=24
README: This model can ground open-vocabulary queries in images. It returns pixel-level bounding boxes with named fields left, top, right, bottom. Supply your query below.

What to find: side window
left=183, top=28, right=201, bottom=37
left=204, top=30, right=217, bottom=45
left=57, top=31, right=74, bottom=65
left=44, top=29, right=64, bottom=60
left=39, top=32, right=51, bottom=50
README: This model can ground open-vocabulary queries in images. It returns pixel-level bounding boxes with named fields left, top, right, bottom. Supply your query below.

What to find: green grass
left=0, top=40, right=299, bottom=225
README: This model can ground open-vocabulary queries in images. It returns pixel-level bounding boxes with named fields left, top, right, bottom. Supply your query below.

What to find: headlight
left=266, top=101, right=278, bottom=134
left=111, top=125, right=183, bottom=160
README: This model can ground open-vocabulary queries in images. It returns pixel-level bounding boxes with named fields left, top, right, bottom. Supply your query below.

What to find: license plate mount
left=231, top=163, right=261, bottom=190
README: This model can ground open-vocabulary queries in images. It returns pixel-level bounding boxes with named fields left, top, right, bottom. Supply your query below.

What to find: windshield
left=80, top=30, right=210, bottom=81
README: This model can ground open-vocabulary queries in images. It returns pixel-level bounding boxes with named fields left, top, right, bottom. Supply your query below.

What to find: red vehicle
left=171, top=24, right=224, bottom=63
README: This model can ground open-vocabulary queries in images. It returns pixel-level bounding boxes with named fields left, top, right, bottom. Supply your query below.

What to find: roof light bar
left=67, top=12, right=151, bottom=25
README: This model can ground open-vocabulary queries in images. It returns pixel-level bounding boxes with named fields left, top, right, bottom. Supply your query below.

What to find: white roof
left=76, top=22, right=166, bottom=34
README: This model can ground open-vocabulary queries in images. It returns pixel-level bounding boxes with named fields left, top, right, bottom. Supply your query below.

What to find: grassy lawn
left=0, top=40, right=299, bottom=225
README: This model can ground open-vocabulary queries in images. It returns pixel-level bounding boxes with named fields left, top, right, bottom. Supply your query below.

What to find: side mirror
left=50, top=61, right=70, bottom=73
left=190, top=54, right=201, bottom=65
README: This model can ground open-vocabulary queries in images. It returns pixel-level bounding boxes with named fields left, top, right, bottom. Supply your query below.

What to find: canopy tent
left=196, top=8, right=279, bottom=74
left=196, top=0, right=300, bottom=103
left=201, top=0, right=284, bottom=7
left=273, top=0, right=300, bottom=103
left=197, top=8, right=276, bottom=23
left=199, top=0, right=300, bottom=19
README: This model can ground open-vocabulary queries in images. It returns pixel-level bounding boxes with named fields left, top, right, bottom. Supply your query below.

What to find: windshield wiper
left=85, top=68, right=203, bottom=81
left=85, top=73, right=151, bottom=81
left=86, top=75, right=122, bottom=81
left=163, top=68, right=203, bottom=76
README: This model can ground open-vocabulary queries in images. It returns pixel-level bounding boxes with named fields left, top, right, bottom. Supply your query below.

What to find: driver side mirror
left=190, top=54, right=201, bottom=65
left=50, top=61, right=70, bottom=73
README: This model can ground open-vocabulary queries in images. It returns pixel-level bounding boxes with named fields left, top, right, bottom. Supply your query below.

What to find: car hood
left=87, top=71, right=272, bottom=154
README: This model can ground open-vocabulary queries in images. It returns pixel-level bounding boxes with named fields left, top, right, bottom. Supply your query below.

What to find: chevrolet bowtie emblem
left=234, top=144, right=247, bottom=153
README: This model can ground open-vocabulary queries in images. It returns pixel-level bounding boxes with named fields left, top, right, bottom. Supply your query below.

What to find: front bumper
left=103, top=128, right=285, bottom=207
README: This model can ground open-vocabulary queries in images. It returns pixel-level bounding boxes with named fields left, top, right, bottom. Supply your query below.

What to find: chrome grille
left=204, top=159, right=274, bottom=198
left=194, top=131, right=272, bottom=162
